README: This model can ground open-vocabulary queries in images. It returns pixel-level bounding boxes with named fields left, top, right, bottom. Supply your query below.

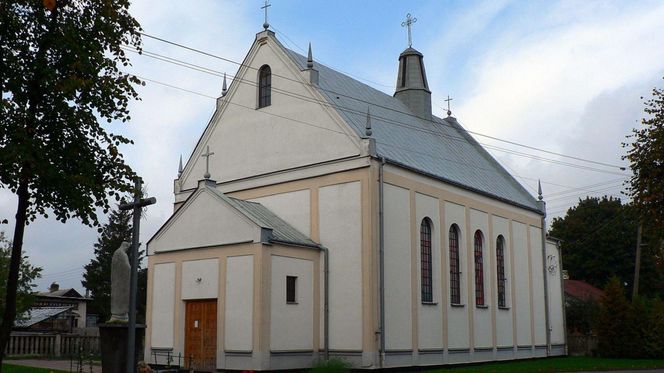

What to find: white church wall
left=225, top=255, right=254, bottom=352
left=149, top=190, right=259, bottom=255
left=270, top=255, right=314, bottom=351
left=512, top=221, right=532, bottom=346
left=250, top=189, right=311, bottom=236
left=492, top=216, right=513, bottom=348
left=384, top=183, right=412, bottom=350
left=470, top=209, right=492, bottom=349
left=545, top=240, right=565, bottom=346
left=181, top=258, right=219, bottom=300
left=319, top=181, right=362, bottom=350
left=530, top=226, right=547, bottom=346
left=445, top=201, right=470, bottom=350
left=151, top=262, right=176, bottom=348
left=179, top=35, right=361, bottom=191
left=415, top=192, right=443, bottom=350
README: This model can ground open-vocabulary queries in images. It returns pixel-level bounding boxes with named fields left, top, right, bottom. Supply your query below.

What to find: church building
left=145, top=18, right=566, bottom=371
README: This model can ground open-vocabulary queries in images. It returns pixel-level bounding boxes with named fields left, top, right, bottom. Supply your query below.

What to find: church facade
left=145, top=27, right=566, bottom=371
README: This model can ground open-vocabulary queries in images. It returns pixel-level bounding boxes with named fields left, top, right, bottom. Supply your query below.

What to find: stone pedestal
left=99, top=323, right=145, bottom=373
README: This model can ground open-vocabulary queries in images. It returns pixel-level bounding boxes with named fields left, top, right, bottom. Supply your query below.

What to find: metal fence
left=5, top=332, right=100, bottom=357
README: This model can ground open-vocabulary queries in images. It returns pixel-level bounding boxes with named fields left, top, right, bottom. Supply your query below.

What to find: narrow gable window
left=286, top=276, right=297, bottom=304
left=420, top=218, right=433, bottom=303
left=474, top=230, right=485, bottom=306
left=496, top=235, right=507, bottom=308
left=258, top=65, right=272, bottom=108
left=449, top=224, right=461, bottom=304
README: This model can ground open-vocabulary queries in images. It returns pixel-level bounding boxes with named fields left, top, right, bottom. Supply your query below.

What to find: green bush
left=597, top=277, right=664, bottom=358
left=310, top=358, right=351, bottom=373
left=597, top=277, right=631, bottom=357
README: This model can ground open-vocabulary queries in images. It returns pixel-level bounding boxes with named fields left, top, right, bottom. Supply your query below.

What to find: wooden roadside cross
left=119, top=178, right=156, bottom=373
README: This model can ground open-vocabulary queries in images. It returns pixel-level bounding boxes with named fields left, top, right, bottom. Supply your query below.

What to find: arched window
left=496, top=235, right=507, bottom=308
left=420, top=218, right=433, bottom=303
left=258, top=65, right=271, bottom=108
left=474, top=230, right=485, bottom=306
left=449, top=224, right=461, bottom=304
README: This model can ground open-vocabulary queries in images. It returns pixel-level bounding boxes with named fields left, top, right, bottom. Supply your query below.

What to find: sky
left=1, top=0, right=663, bottom=294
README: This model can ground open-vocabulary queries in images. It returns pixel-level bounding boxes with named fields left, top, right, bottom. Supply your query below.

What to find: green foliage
left=624, top=77, right=664, bottom=230
left=565, top=297, right=599, bottom=336
left=596, top=277, right=631, bottom=357
left=0, top=232, right=42, bottom=322
left=0, top=0, right=143, bottom=225
left=81, top=207, right=147, bottom=322
left=421, top=356, right=664, bottom=372
left=645, top=298, right=664, bottom=357
left=81, top=208, right=131, bottom=322
left=549, top=196, right=664, bottom=297
left=0, top=0, right=142, bottom=363
left=597, top=277, right=664, bottom=358
left=310, top=358, right=351, bottom=373
left=1, top=364, right=67, bottom=373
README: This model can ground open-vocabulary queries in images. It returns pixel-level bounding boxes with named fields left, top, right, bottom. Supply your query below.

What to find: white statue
left=109, top=241, right=131, bottom=322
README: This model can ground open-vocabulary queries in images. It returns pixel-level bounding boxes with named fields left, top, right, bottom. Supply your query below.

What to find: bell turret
left=393, top=47, right=432, bottom=120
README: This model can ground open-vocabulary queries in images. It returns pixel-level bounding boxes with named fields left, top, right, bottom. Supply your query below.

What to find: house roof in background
left=564, top=279, right=604, bottom=302
left=37, top=288, right=85, bottom=299
left=14, top=306, right=72, bottom=328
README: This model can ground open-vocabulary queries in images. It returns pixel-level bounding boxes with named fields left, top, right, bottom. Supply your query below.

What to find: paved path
left=5, top=358, right=102, bottom=372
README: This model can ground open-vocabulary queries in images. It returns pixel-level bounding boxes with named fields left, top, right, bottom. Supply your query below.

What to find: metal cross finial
left=261, top=0, right=271, bottom=30
left=401, top=13, right=417, bottom=47
left=201, top=145, right=215, bottom=179
left=445, top=95, right=453, bottom=117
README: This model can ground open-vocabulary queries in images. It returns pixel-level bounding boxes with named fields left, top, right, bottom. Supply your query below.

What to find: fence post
left=54, top=334, right=62, bottom=357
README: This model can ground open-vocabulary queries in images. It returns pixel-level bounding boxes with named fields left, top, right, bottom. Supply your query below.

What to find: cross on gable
left=401, top=13, right=417, bottom=48
left=201, top=145, right=215, bottom=179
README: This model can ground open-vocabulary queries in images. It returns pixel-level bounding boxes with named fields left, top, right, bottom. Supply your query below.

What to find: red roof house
left=564, top=279, right=604, bottom=302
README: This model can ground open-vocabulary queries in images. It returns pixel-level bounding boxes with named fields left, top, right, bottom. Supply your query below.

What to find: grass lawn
left=425, top=356, right=664, bottom=372
left=1, top=364, right=67, bottom=373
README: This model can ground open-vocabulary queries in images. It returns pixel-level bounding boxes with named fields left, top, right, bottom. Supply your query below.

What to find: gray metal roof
left=284, top=48, right=541, bottom=212
left=15, top=306, right=71, bottom=328
left=207, top=187, right=319, bottom=248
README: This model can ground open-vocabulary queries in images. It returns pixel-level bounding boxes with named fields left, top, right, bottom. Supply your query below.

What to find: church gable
left=178, top=31, right=363, bottom=191
left=148, top=185, right=263, bottom=254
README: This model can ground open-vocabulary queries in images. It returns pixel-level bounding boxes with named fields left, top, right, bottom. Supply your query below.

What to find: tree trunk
left=0, top=180, right=30, bottom=366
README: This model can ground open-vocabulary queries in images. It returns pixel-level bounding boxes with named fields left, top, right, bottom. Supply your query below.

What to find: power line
left=124, top=46, right=629, bottom=177
left=138, top=32, right=627, bottom=172
left=129, top=71, right=632, bottom=203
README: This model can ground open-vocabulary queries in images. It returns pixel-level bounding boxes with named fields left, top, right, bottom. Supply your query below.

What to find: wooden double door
left=184, top=299, right=217, bottom=371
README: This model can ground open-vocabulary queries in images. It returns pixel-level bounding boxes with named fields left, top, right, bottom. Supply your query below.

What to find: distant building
left=564, top=279, right=604, bottom=303
left=14, top=306, right=74, bottom=332
left=16, top=282, right=92, bottom=332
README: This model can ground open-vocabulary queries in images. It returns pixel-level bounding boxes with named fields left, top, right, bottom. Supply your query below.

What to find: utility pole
left=632, top=222, right=643, bottom=299
left=119, top=178, right=156, bottom=373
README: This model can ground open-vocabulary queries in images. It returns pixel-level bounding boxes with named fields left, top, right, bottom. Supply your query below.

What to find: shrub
left=596, top=277, right=631, bottom=357
left=310, top=358, right=351, bottom=373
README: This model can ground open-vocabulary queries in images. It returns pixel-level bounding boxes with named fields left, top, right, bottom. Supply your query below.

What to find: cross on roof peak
left=445, top=95, right=453, bottom=117
left=401, top=13, right=417, bottom=48
left=261, top=0, right=271, bottom=30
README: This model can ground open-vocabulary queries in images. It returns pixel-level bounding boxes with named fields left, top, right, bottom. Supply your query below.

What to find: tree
left=624, top=77, right=664, bottom=230
left=549, top=196, right=664, bottom=297
left=0, top=232, right=42, bottom=321
left=81, top=208, right=131, bottom=322
left=596, top=277, right=632, bottom=357
left=81, top=207, right=148, bottom=323
left=0, top=0, right=142, bottom=363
